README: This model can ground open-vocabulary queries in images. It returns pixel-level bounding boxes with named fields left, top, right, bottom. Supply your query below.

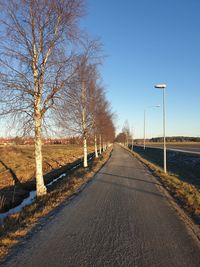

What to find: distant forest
left=132, top=136, right=200, bottom=144
left=149, top=136, right=200, bottom=142
left=115, top=133, right=200, bottom=143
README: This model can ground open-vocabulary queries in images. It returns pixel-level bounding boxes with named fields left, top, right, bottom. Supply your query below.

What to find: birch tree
left=56, top=56, right=93, bottom=167
left=91, top=80, right=99, bottom=158
left=95, top=87, right=115, bottom=152
left=122, top=120, right=131, bottom=147
left=88, top=70, right=100, bottom=158
left=0, top=0, right=85, bottom=196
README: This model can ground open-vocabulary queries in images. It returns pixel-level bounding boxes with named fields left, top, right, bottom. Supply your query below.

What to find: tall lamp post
left=143, top=105, right=160, bottom=150
left=131, top=126, right=134, bottom=151
left=154, top=84, right=167, bottom=173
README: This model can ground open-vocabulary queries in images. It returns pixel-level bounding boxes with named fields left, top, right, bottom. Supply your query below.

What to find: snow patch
left=0, top=191, right=36, bottom=221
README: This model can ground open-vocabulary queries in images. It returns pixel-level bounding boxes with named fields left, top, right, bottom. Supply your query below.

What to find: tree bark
left=99, top=134, right=102, bottom=154
left=34, top=103, right=47, bottom=197
left=81, top=80, right=88, bottom=167
left=94, top=134, right=98, bottom=158
left=83, top=135, right=88, bottom=167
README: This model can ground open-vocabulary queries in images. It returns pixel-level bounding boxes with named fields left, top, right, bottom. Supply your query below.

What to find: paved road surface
left=140, top=144, right=200, bottom=155
left=2, top=145, right=200, bottom=267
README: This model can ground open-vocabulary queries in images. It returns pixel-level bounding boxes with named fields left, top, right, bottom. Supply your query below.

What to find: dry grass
left=122, top=145, right=200, bottom=224
left=0, top=146, right=113, bottom=261
left=0, top=144, right=93, bottom=188
left=0, top=144, right=94, bottom=212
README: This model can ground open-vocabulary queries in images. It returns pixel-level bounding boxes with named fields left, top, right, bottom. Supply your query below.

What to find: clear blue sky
left=82, top=0, right=200, bottom=138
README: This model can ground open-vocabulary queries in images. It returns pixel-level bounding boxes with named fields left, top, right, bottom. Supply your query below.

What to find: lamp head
left=154, top=84, right=167, bottom=89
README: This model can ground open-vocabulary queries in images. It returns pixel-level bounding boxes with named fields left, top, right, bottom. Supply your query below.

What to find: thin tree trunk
left=81, top=80, right=88, bottom=167
left=94, top=134, right=98, bottom=158
left=33, top=40, right=47, bottom=197
left=34, top=110, right=47, bottom=197
left=83, top=135, right=88, bottom=167
left=99, top=134, right=102, bottom=154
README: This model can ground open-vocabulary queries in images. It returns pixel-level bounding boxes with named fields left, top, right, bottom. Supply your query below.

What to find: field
left=132, top=145, right=200, bottom=188
left=144, top=142, right=200, bottom=154
left=0, top=144, right=94, bottom=212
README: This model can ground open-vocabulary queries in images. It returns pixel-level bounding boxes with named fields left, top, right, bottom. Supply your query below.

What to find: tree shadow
left=99, top=172, right=160, bottom=186
left=0, top=152, right=95, bottom=213
left=97, top=178, right=165, bottom=199
left=107, top=165, right=145, bottom=170
left=0, top=160, right=21, bottom=185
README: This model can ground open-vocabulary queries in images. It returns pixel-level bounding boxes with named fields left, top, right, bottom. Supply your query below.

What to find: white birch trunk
left=99, top=134, right=102, bottom=154
left=81, top=80, right=88, bottom=168
left=34, top=108, right=47, bottom=197
left=103, top=140, right=106, bottom=152
left=32, top=40, right=47, bottom=196
left=94, top=134, right=98, bottom=158
left=83, top=135, right=88, bottom=167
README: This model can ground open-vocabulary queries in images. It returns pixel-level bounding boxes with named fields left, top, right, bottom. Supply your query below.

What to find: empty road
left=139, top=144, right=200, bottom=155
left=2, top=145, right=200, bottom=267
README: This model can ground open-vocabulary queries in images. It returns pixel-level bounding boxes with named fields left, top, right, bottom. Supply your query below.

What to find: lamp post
left=131, top=126, right=134, bottom=151
left=154, top=84, right=167, bottom=173
left=144, top=109, right=146, bottom=150
left=143, top=105, right=160, bottom=150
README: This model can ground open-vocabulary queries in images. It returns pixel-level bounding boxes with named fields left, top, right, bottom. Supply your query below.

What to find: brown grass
left=0, top=146, right=113, bottom=261
left=0, top=144, right=94, bottom=212
left=0, top=144, right=93, bottom=188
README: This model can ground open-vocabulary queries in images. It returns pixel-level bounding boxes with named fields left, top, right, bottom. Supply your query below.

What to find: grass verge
left=122, top=145, right=200, bottom=225
left=0, top=146, right=113, bottom=260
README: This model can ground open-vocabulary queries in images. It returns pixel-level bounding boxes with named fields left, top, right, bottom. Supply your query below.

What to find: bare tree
left=88, top=69, right=101, bottom=158
left=55, top=39, right=102, bottom=167
left=122, top=120, right=131, bottom=147
left=56, top=56, right=94, bottom=167
left=0, top=0, right=85, bottom=196
left=95, top=88, right=115, bottom=152
left=90, top=80, right=99, bottom=158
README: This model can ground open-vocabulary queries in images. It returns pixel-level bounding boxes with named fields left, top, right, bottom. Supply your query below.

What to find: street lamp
left=143, top=105, right=160, bottom=150
left=131, top=126, right=134, bottom=151
left=154, top=84, right=167, bottom=173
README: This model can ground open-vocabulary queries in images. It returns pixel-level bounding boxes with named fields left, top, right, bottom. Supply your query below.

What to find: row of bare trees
left=0, top=0, right=115, bottom=197
left=55, top=54, right=115, bottom=167
left=115, top=121, right=134, bottom=148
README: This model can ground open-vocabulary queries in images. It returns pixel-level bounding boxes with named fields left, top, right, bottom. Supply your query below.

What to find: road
left=2, top=145, right=200, bottom=267
left=141, top=144, right=200, bottom=155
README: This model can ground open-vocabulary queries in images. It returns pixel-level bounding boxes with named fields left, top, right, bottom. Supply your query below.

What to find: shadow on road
left=97, top=177, right=165, bottom=199
left=99, top=172, right=161, bottom=186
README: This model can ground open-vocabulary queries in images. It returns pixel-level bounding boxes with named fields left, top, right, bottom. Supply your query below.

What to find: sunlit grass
left=0, top=144, right=94, bottom=212
left=0, top=144, right=94, bottom=188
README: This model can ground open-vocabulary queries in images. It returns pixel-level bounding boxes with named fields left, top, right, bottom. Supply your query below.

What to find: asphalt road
left=141, top=144, right=200, bottom=155
left=2, top=145, right=200, bottom=267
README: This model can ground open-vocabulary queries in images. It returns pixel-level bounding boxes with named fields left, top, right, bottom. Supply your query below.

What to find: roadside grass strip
left=0, top=147, right=113, bottom=260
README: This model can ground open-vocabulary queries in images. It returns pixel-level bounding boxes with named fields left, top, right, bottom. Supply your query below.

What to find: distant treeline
left=150, top=136, right=200, bottom=142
